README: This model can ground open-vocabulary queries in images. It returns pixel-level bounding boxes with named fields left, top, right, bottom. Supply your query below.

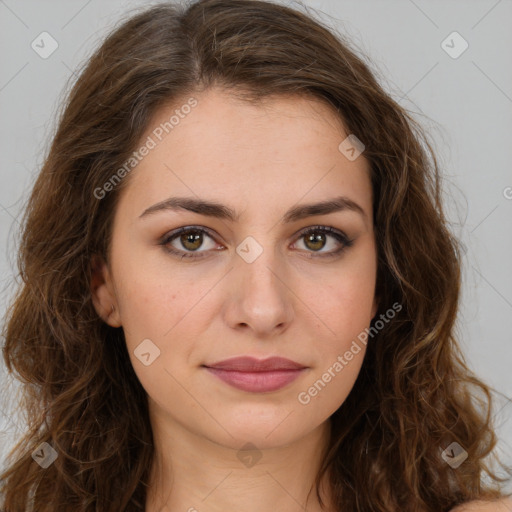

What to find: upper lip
left=203, top=356, right=307, bottom=372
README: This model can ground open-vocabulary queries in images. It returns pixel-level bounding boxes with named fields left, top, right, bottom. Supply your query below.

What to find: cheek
left=115, top=278, right=171, bottom=342
left=316, top=283, right=374, bottom=373
left=111, top=255, right=210, bottom=386
left=304, top=257, right=376, bottom=343
left=115, top=277, right=191, bottom=406
left=299, top=251, right=377, bottom=407
left=297, top=278, right=374, bottom=412
left=335, top=277, right=375, bottom=333
left=111, top=240, right=189, bottom=345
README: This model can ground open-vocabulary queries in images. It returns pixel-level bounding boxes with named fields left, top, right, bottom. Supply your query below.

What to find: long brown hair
left=1, top=0, right=511, bottom=510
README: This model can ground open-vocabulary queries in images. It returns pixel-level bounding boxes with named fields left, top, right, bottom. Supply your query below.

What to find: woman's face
left=92, top=87, right=378, bottom=450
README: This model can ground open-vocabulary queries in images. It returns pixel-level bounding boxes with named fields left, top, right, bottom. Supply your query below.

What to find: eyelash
left=159, top=225, right=354, bottom=260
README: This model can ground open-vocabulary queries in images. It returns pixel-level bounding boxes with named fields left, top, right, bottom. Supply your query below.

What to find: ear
left=90, top=253, right=122, bottom=327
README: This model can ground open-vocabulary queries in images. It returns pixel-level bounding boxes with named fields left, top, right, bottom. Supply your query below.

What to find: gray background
left=1, top=0, right=511, bottom=486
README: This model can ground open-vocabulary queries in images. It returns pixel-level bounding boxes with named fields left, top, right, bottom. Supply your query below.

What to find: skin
left=93, top=89, right=378, bottom=512
left=90, top=86, right=380, bottom=511
left=88, top=89, right=512, bottom=512
left=89, top=88, right=512, bottom=512
left=452, top=498, right=512, bottom=512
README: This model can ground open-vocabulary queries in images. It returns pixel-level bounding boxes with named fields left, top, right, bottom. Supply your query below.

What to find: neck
left=145, top=413, right=333, bottom=512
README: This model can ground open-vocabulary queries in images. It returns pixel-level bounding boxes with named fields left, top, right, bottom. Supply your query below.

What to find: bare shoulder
left=450, top=497, right=512, bottom=511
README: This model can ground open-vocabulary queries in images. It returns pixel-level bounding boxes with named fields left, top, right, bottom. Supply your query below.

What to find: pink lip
left=203, top=356, right=308, bottom=393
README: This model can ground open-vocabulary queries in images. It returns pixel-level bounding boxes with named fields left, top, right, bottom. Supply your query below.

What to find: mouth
left=202, top=356, right=308, bottom=393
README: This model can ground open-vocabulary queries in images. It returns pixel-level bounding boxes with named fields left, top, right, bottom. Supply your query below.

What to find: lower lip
left=204, top=367, right=306, bottom=392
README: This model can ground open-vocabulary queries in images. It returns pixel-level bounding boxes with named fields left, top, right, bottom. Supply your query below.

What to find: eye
left=292, top=225, right=354, bottom=258
left=160, top=226, right=221, bottom=260
left=159, top=225, right=353, bottom=260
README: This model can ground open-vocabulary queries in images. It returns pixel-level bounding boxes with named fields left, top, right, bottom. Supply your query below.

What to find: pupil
left=182, top=232, right=202, bottom=251
left=306, top=232, right=325, bottom=251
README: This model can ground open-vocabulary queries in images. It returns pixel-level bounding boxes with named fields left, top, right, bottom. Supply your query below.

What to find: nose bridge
left=229, top=233, right=293, bottom=330
left=235, top=233, right=283, bottom=292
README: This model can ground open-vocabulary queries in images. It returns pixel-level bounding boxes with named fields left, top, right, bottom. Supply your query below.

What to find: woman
left=1, top=0, right=511, bottom=510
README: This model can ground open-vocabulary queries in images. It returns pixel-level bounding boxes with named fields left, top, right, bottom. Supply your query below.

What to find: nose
left=223, top=241, right=294, bottom=338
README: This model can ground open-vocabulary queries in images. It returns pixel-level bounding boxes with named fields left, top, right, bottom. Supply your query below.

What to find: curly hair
left=1, top=0, right=511, bottom=510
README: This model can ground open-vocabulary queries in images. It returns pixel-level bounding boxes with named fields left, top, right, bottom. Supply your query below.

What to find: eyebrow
left=139, top=195, right=367, bottom=223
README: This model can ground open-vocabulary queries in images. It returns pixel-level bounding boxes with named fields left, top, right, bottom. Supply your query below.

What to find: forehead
left=117, top=87, right=373, bottom=222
